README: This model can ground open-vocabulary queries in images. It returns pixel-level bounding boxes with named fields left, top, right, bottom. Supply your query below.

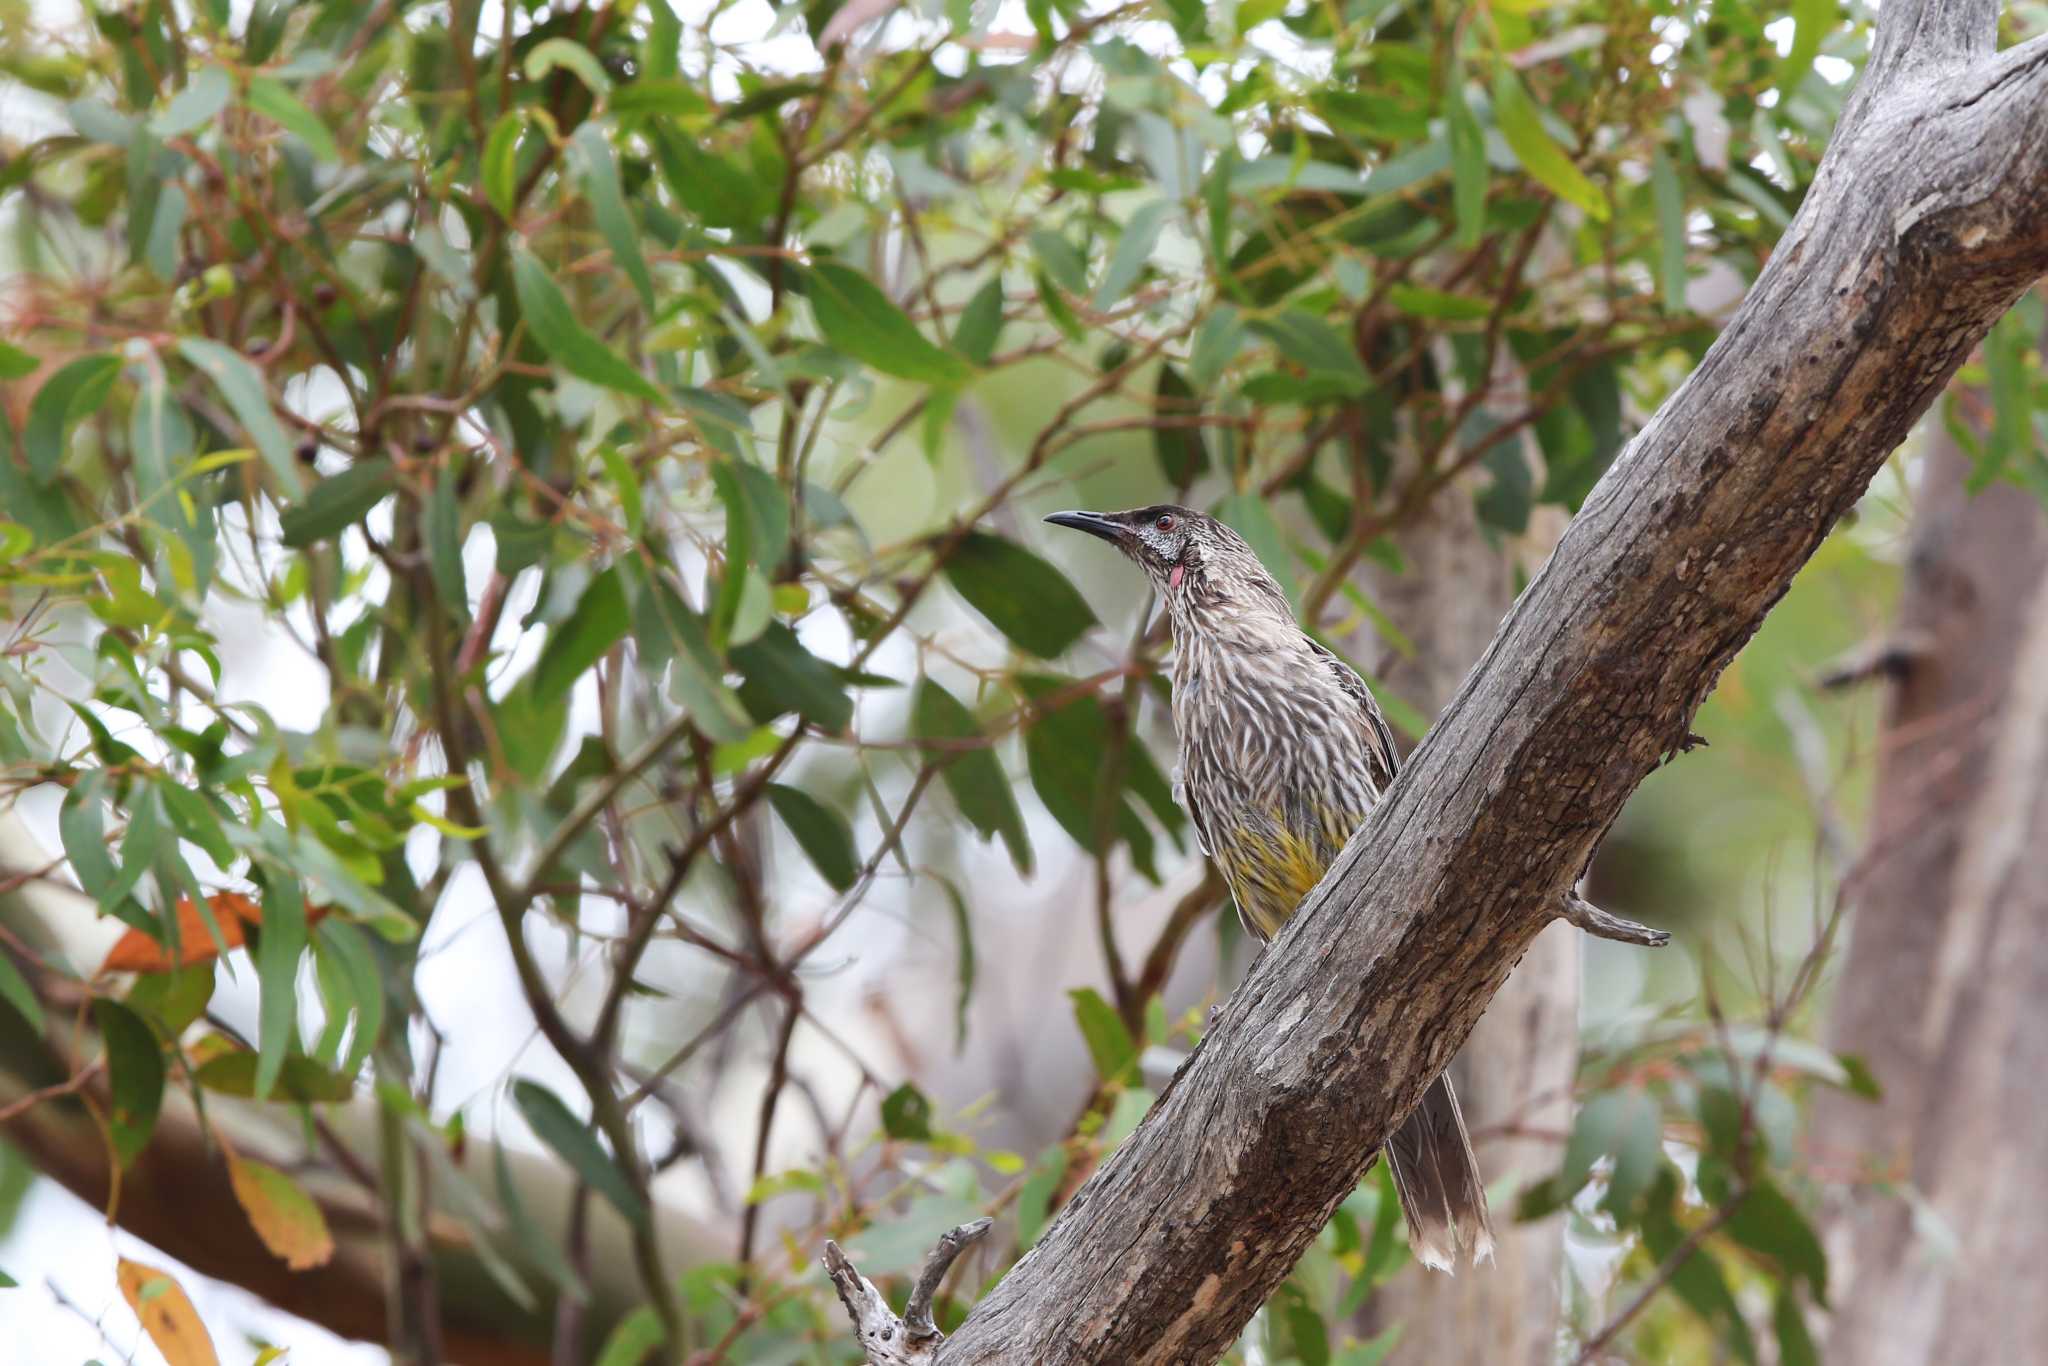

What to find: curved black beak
left=1043, top=510, right=1127, bottom=544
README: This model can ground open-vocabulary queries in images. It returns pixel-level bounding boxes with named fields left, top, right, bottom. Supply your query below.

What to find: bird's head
left=1043, top=504, right=1287, bottom=618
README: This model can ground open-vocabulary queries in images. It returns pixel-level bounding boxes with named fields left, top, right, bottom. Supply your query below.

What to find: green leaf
left=1278, top=1283, right=1330, bottom=1366
left=953, top=277, right=1006, bottom=366
left=511, top=1079, right=647, bottom=1227
left=1835, top=1051, right=1882, bottom=1102
left=1249, top=311, right=1368, bottom=393
left=0, top=952, right=45, bottom=1033
left=932, top=874, right=978, bottom=1051
left=766, top=782, right=860, bottom=891
left=1492, top=68, right=1608, bottom=222
left=1781, top=0, right=1835, bottom=92
left=245, top=76, right=339, bottom=161
left=0, top=338, right=37, bottom=380
left=1652, top=148, right=1687, bottom=314
left=1153, top=364, right=1209, bottom=488
left=1446, top=75, right=1487, bottom=248
left=1030, top=229, right=1088, bottom=294
left=1016, top=1145, right=1067, bottom=1248
left=732, top=622, right=852, bottom=731
left=525, top=37, right=612, bottom=94
left=630, top=571, right=753, bottom=742
left=594, top=1308, right=664, bottom=1366
left=942, top=533, right=1098, bottom=658
left=572, top=122, right=655, bottom=310
left=253, top=875, right=307, bottom=1102
left=1599, top=1090, right=1665, bottom=1218
left=509, top=247, right=663, bottom=402
left=1018, top=678, right=1157, bottom=875
left=178, top=338, right=304, bottom=495
left=1726, top=1176, right=1828, bottom=1305
left=426, top=474, right=467, bottom=611
left=1775, top=1286, right=1819, bottom=1366
left=1387, top=284, right=1493, bottom=321
left=913, top=679, right=1033, bottom=874
left=150, top=67, right=232, bottom=137
left=1187, top=304, right=1243, bottom=391
left=1095, top=198, right=1171, bottom=308
left=316, top=920, right=382, bottom=1079
left=1068, top=986, right=1136, bottom=1083
left=807, top=261, right=973, bottom=387
left=1641, top=1168, right=1756, bottom=1363
left=95, top=999, right=166, bottom=1166
left=194, top=1048, right=356, bottom=1102
left=879, top=1082, right=934, bottom=1141
left=279, top=459, right=396, bottom=548
left=482, top=110, right=525, bottom=220
left=712, top=458, right=789, bottom=568
left=532, top=567, right=628, bottom=706
left=1334, top=1325, right=1403, bottom=1366
left=25, top=353, right=121, bottom=484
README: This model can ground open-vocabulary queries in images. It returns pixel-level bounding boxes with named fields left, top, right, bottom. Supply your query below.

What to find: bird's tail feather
left=1383, top=1072, right=1494, bottom=1274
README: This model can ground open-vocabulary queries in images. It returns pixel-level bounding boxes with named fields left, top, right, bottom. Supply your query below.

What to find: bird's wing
left=1306, top=637, right=1401, bottom=790
left=1171, top=763, right=1215, bottom=857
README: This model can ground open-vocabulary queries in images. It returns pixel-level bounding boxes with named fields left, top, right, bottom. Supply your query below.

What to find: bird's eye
left=1156, top=515, right=1176, bottom=532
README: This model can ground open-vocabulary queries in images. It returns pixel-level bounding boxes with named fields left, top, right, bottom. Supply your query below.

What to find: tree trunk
left=902, top=7, right=2048, bottom=1355
left=1814, top=414, right=2048, bottom=1365
left=1358, top=491, right=1578, bottom=1363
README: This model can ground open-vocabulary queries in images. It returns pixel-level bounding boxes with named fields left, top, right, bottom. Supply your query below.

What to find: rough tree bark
left=824, top=4, right=2048, bottom=1360
left=1813, top=392, right=2048, bottom=1364
left=1355, top=492, right=1579, bottom=1362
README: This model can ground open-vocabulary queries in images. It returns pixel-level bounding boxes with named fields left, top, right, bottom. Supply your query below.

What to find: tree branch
left=824, top=1219, right=992, bottom=1366
left=914, top=9, right=2048, bottom=1361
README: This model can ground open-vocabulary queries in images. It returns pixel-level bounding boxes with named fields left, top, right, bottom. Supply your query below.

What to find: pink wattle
left=1169, top=565, right=1184, bottom=590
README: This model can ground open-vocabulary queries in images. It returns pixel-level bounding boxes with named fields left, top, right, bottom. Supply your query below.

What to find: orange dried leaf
left=229, top=1157, right=335, bottom=1271
left=117, top=1257, right=221, bottom=1366
left=99, top=893, right=331, bottom=975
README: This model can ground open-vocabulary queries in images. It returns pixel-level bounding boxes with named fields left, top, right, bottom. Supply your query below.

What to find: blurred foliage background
left=0, top=0, right=2042, bottom=1362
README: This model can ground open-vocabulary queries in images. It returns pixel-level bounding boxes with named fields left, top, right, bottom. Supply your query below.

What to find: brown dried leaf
left=117, top=1257, right=221, bottom=1366
left=229, top=1157, right=336, bottom=1271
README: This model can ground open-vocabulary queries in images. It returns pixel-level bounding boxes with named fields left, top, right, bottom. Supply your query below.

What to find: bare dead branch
left=1559, top=894, right=1670, bottom=948
left=823, top=1218, right=992, bottom=1366
left=1813, top=630, right=1934, bottom=690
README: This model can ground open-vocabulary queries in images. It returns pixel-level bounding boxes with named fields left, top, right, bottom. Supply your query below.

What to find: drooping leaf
left=511, top=1079, right=647, bottom=1226
left=806, top=261, right=973, bottom=386
left=95, top=998, right=166, bottom=1165
left=117, top=1259, right=220, bottom=1366
left=278, top=459, right=396, bottom=548
left=1652, top=148, right=1688, bottom=314
left=193, top=1048, right=356, bottom=1102
left=0, top=952, right=45, bottom=1033
left=253, top=875, right=307, bottom=1102
left=229, top=1157, right=335, bottom=1270
left=1446, top=74, right=1487, bottom=248
left=244, top=76, right=339, bottom=161
left=572, top=121, right=655, bottom=309
left=880, top=1082, right=935, bottom=1141
left=178, top=338, right=304, bottom=495
left=1153, top=364, right=1210, bottom=488
left=509, top=247, right=664, bottom=402
left=532, top=567, right=629, bottom=706
left=732, top=622, right=852, bottom=732
left=524, top=36, right=612, bottom=94
left=942, top=533, right=1098, bottom=658
left=1492, top=68, right=1609, bottom=222
left=1068, top=986, right=1137, bottom=1083
left=766, top=782, right=861, bottom=891
left=1095, top=198, right=1172, bottom=308
left=1725, top=1175, right=1829, bottom=1305
left=25, top=353, right=121, bottom=484
left=953, top=277, right=1006, bottom=366
left=713, top=458, right=790, bottom=568
left=1249, top=311, right=1368, bottom=393
left=913, top=679, right=1033, bottom=873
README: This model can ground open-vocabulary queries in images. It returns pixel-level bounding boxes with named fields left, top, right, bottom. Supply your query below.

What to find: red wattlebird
left=1047, top=503, right=1494, bottom=1272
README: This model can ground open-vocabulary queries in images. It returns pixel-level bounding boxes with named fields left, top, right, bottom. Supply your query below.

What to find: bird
left=1045, top=502, right=1494, bottom=1273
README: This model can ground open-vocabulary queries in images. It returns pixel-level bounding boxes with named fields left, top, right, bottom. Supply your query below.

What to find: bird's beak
left=1043, top=510, right=1128, bottom=545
